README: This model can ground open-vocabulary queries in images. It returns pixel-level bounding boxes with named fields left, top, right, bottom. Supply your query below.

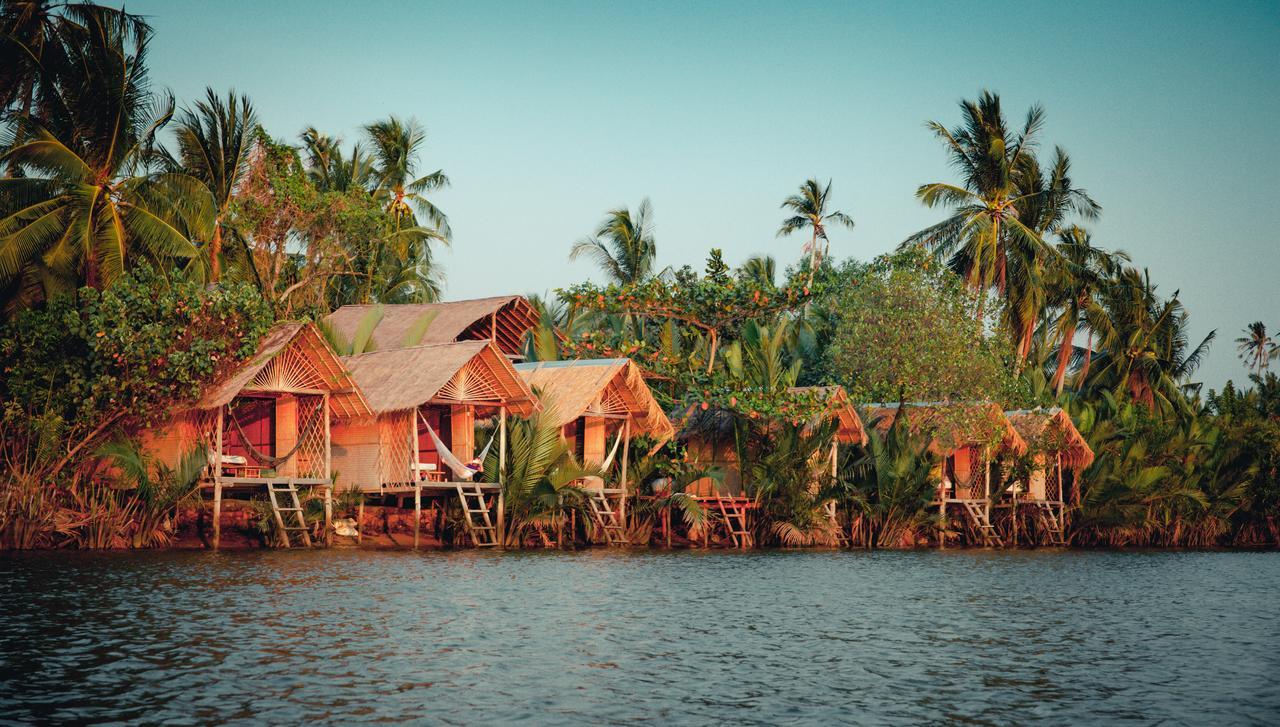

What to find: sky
left=127, top=0, right=1279, bottom=389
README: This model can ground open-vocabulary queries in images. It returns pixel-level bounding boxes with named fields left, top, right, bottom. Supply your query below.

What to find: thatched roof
left=788, top=386, right=868, bottom=445
left=1006, top=407, right=1095, bottom=470
left=861, top=402, right=1027, bottom=456
left=344, top=340, right=536, bottom=416
left=515, top=358, right=675, bottom=445
left=196, top=323, right=371, bottom=419
left=324, top=296, right=538, bottom=357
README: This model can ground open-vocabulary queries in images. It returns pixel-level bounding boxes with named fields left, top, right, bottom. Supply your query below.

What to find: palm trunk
left=210, top=221, right=223, bottom=282
left=807, top=228, right=819, bottom=287
left=1053, top=322, right=1076, bottom=396
left=1076, top=332, right=1094, bottom=388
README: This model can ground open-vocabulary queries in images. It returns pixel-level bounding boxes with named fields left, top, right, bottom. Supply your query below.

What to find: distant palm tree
left=777, top=179, right=854, bottom=286
left=569, top=199, right=657, bottom=285
left=0, top=6, right=198, bottom=298
left=364, top=116, right=449, bottom=237
left=170, top=88, right=257, bottom=282
left=737, top=254, right=777, bottom=288
left=1236, top=322, right=1276, bottom=374
left=300, top=127, right=376, bottom=193
left=904, top=91, right=1051, bottom=316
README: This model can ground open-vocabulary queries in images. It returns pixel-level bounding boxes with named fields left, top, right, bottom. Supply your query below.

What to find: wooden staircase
left=1032, top=502, right=1067, bottom=546
left=958, top=500, right=1003, bottom=547
left=712, top=496, right=753, bottom=548
left=455, top=482, right=499, bottom=547
left=586, top=489, right=628, bottom=546
left=266, top=481, right=313, bottom=548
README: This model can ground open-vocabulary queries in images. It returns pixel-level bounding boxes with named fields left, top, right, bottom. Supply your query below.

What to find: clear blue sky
left=129, top=0, right=1279, bottom=389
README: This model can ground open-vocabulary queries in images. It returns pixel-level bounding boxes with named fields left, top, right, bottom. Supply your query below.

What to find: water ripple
left=0, top=549, right=1278, bottom=723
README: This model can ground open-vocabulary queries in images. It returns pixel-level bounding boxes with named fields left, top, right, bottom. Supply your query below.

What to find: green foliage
left=0, top=264, right=271, bottom=479
left=827, top=248, right=1022, bottom=405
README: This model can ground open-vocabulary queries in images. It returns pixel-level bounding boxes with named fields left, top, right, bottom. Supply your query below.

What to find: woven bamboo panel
left=250, top=346, right=327, bottom=392
left=437, top=358, right=502, bottom=402
left=294, top=395, right=327, bottom=479
left=378, top=411, right=414, bottom=485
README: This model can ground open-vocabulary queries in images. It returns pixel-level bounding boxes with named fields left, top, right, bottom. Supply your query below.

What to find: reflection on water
left=1, top=549, right=1277, bottom=723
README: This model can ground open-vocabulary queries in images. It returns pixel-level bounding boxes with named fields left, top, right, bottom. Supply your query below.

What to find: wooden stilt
left=414, top=484, right=421, bottom=550
left=498, top=408, right=507, bottom=549
left=324, top=486, right=333, bottom=547
left=212, top=480, right=223, bottom=550
left=357, top=500, right=365, bottom=544
left=619, top=419, right=630, bottom=531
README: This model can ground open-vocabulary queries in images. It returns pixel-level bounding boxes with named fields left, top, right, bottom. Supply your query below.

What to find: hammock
left=599, top=428, right=625, bottom=470
left=226, top=405, right=319, bottom=469
left=417, top=410, right=497, bottom=480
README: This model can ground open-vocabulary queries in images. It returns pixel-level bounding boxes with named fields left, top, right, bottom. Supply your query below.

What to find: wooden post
left=324, top=486, right=333, bottom=546
left=212, top=480, right=223, bottom=550
left=213, top=407, right=224, bottom=549
left=413, top=484, right=421, bottom=550
left=322, top=393, right=332, bottom=480
left=498, top=408, right=507, bottom=549
left=357, top=500, right=365, bottom=544
left=938, top=457, right=947, bottom=550
left=984, top=446, right=992, bottom=534
left=620, top=419, right=630, bottom=528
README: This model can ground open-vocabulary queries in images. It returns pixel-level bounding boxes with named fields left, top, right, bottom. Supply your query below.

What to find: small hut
left=333, top=340, right=537, bottom=547
left=863, top=402, right=1027, bottom=547
left=514, top=358, right=674, bottom=545
left=324, top=296, right=539, bottom=359
left=1004, top=407, right=1094, bottom=545
left=680, top=385, right=868, bottom=548
left=140, top=323, right=372, bottom=548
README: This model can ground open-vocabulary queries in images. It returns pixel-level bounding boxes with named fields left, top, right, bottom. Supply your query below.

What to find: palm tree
left=0, top=5, right=199, bottom=299
left=736, top=254, right=777, bottom=288
left=569, top=199, right=657, bottom=285
left=777, top=179, right=854, bottom=286
left=364, top=116, right=449, bottom=237
left=904, top=91, right=1051, bottom=317
left=170, top=88, right=257, bottom=282
left=1091, top=267, right=1215, bottom=411
left=1046, top=226, right=1127, bottom=394
left=1236, top=322, right=1276, bottom=374
left=300, top=127, right=375, bottom=193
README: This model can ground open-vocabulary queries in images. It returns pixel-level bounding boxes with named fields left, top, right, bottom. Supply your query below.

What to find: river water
left=0, top=549, right=1276, bottom=724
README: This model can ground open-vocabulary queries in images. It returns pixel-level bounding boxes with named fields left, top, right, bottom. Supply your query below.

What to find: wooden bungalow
left=513, top=358, right=675, bottom=546
left=680, top=385, right=868, bottom=548
left=1003, top=408, right=1095, bottom=545
left=140, top=323, right=372, bottom=548
left=333, top=340, right=537, bottom=547
left=324, top=296, right=539, bottom=359
left=863, top=402, right=1027, bottom=547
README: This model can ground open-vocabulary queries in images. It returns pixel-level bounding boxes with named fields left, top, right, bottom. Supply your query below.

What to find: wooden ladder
left=266, top=481, right=312, bottom=548
left=959, top=500, right=1003, bottom=547
left=586, top=489, right=628, bottom=546
left=1033, top=502, right=1067, bottom=546
left=455, top=482, right=499, bottom=547
left=713, top=496, right=753, bottom=548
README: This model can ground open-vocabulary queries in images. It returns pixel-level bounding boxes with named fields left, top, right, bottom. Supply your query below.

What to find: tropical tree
left=300, top=127, right=375, bottom=193
left=569, top=199, right=658, bottom=285
left=1236, top=321, right=1276, bottom=374
left=1088, top=267, right=1215, bottom=412
left=0, top=4, right=199, bottom=305
left=168, top=87, right=257, bottom=282
left=1045, top=226, right=1127, bottom=394
left=777, top=178, right=854, bottom=286
left=364, top=116, right=450, bottom=236
left=737, top=254, right=777, bottom=288
left=904, top=91, right=1052, bottom=317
